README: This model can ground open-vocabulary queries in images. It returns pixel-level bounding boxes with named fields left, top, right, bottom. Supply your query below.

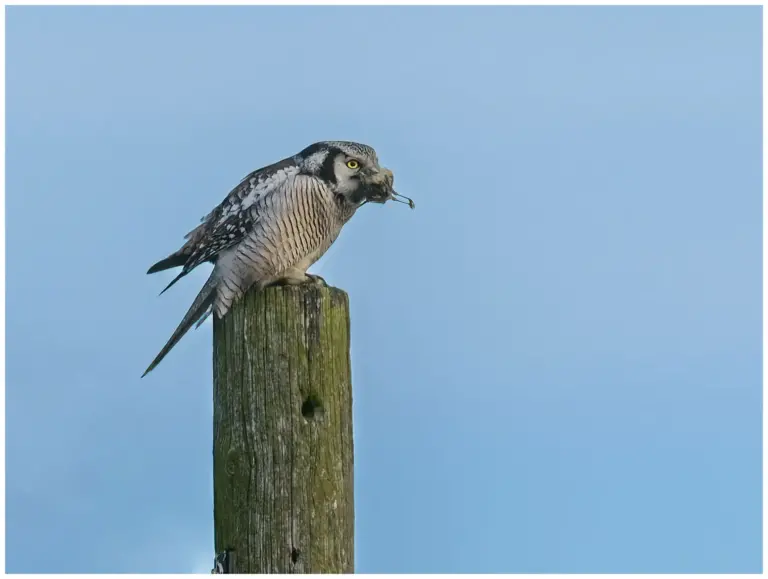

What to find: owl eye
left=346, top=159, right=360, bottom=170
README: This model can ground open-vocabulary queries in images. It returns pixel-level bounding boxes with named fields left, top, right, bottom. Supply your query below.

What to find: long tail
left=142, top=272, right=217, bottom=377
left=147, top=251, right=188, bottom=274
left=146, top=222, right=209, bottom=274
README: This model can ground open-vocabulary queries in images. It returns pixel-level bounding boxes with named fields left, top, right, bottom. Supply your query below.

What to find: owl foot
left=267, top=272, right=327, bottom=288
left=305, top=274, right=328, bottom=287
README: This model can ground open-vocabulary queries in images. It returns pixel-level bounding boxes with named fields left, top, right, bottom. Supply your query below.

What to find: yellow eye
left=346, top=159, right=360, bottom=170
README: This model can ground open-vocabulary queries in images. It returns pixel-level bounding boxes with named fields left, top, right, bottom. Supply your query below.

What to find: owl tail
left=142, top=272, right=217, bottom=378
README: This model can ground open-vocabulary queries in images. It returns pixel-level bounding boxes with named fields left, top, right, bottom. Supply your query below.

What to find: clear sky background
left=6, top=5, right=762, bottom=573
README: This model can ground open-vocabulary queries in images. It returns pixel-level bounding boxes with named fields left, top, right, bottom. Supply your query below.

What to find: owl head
left=296, top=141, right=412, bottom=207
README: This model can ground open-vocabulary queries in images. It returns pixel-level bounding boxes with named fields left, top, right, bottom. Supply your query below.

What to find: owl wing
left=147, top=157, right=300, bottom=294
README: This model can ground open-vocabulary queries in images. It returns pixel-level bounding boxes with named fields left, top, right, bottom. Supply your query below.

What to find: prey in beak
left=363, top=167, right=416, bottom=209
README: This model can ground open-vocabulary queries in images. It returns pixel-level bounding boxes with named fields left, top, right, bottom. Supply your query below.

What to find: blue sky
left=6, top=5, right=762, bottom=573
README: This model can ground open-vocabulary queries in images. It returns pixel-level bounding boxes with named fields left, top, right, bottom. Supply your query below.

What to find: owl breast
left=212, top=174, right=348, bottom=316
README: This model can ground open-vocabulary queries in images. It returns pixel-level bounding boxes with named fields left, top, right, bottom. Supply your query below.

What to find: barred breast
left=212, top=174, right=342, bottom=318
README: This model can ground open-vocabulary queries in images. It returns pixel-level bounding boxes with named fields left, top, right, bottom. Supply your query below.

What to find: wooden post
left=212, top=285, right=354, bottom=573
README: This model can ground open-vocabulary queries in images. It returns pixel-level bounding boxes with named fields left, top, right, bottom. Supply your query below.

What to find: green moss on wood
left=213, top=285, right=354, bottom=573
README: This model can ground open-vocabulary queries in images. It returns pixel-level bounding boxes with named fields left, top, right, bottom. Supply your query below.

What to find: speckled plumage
left=142, top=141, right=400, bottom=377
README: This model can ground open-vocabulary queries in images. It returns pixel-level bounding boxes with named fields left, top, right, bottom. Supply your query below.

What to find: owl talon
left=267, top=273, right=327, bottom=288
left=306, top=274, right=327, bottom=287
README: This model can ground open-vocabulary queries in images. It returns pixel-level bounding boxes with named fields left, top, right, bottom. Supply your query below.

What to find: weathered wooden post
left=212, top=284, right=354, bottom=573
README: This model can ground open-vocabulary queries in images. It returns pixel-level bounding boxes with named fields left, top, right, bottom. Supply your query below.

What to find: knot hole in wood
left=301, top=394, right=324, bottom=421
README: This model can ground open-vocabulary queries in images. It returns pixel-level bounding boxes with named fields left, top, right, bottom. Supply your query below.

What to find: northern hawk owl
left=142, top=141, right=412, bottom=377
